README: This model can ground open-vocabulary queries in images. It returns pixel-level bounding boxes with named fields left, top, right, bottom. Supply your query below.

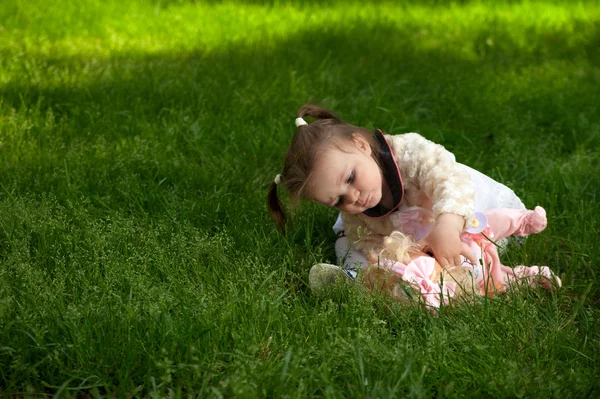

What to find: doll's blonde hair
left=367, top=230, right=478, bottom=305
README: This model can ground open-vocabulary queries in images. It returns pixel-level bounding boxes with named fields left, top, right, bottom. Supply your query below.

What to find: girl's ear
left=352, top=134, right=372, bottom=156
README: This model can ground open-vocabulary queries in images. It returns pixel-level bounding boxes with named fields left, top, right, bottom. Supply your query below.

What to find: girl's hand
left=419, top=213, right=477, bottom=267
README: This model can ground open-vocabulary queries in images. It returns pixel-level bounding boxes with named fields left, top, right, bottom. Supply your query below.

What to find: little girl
left=268, top=104, right=559, bottom=294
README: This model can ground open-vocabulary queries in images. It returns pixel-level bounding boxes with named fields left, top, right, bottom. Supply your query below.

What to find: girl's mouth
left=363, top=194, right=371, bottom=208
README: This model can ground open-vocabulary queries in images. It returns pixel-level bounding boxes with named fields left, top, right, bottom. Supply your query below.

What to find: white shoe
left=309, top=263, right=352, bottom=294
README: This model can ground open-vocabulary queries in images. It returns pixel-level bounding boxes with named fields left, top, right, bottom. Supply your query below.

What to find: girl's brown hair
left=267, top=104, right=380, bottom=234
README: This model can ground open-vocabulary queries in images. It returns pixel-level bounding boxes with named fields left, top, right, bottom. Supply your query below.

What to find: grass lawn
left=1, top=0, right=599, bottom=397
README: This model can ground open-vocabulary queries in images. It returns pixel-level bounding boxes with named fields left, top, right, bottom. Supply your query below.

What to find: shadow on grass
left=0, top=17, right=599, bottom=287
left=1, top=17, right=598, bottom=136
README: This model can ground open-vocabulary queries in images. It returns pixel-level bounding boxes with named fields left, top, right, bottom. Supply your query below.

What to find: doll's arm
left=484, top=206, right=547, bottom=240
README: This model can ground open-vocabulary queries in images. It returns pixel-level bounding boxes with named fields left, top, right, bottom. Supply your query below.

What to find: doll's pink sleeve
left=484, top=206, right=547, bottom=240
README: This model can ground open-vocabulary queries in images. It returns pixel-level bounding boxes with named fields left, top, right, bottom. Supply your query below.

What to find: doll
left=362, top=206, right=561, bottom=309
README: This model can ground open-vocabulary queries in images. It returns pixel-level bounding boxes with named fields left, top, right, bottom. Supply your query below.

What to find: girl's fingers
left=437, top=255, right=465, bottom=267
left=437, top=256, right=450, bottom=267
left=461, top=247, right=477, bottom=265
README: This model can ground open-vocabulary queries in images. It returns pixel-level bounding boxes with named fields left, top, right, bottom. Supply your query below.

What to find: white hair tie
left=295, top=117, right=308, bottom=127
left=274, top=174, right=282, bottom=185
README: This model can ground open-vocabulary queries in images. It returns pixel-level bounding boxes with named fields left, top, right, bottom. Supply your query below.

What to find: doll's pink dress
left=380, top=206, right=561, bottom=309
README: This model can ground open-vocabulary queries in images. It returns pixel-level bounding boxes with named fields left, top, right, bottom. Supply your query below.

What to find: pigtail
left=267, top=103, right=372, bottom=235
left=267, top=181, right=287, bottom=234
left=297, top=104, right=341, bottom=123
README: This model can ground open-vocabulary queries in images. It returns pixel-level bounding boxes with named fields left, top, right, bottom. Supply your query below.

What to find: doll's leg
left=485, top=206, right=547, bottom=240
left=510, top=265, right=562, bottom=289
left=470, top=235, right=561, bottom=293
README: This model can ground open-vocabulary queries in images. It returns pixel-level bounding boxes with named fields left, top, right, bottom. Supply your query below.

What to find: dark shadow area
left=1, top=21, right=598, bottom=143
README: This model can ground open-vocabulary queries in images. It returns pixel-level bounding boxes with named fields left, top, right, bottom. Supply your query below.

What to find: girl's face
left=308, top=135, right=384, bottom=214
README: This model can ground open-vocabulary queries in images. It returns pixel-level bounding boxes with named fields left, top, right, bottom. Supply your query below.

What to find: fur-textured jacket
left=341, top=133, right=476, bottom=261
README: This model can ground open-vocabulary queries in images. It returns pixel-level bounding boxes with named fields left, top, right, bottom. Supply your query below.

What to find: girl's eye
left=347, top=171, right=355, bottom=184
left=334, top=171, right=355, bottom=207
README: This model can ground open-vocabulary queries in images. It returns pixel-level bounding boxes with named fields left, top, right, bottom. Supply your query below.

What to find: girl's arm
left=391, top=133, right=476, bottom=265
left=392, top=133, right=475, bottom=222
left=424, top=213, right=476, bottom=267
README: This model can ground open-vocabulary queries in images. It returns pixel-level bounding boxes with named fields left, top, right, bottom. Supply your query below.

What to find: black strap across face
left=361, top=129, right=404, bottom=218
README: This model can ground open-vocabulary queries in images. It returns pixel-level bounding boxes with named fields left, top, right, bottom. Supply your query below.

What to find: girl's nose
left=349, top=189, right=360, bottom=204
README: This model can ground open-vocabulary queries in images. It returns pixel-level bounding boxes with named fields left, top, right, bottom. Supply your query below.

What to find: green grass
left=1, top=0, right=599, bottom=397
